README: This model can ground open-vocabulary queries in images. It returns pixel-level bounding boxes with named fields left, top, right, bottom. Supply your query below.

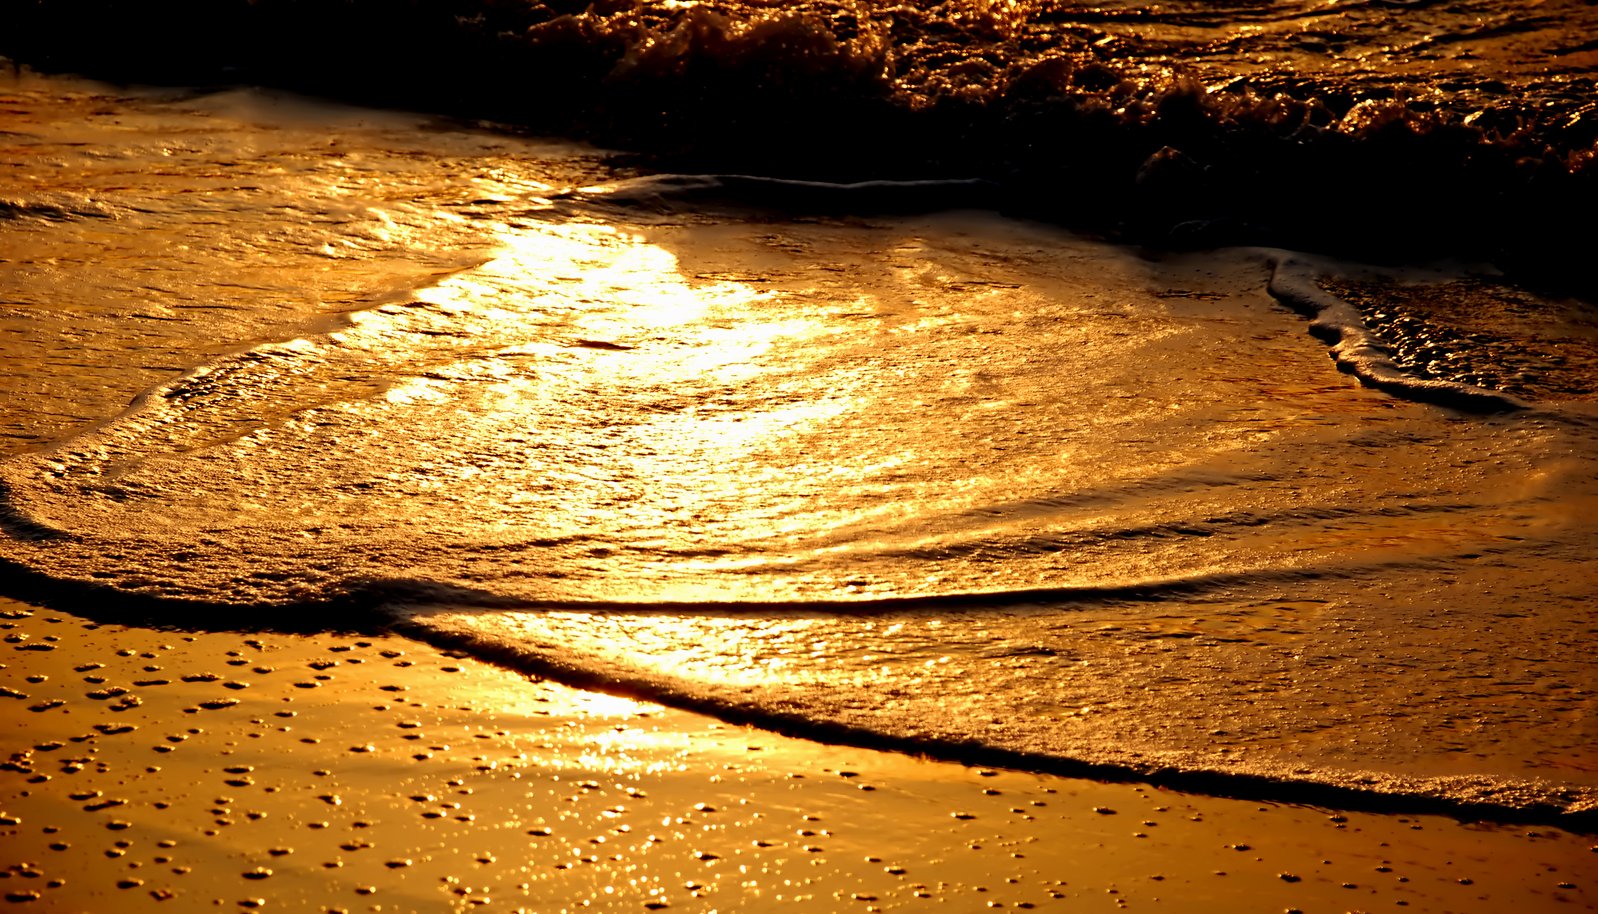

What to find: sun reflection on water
left=6, top=161, right=1578, bottom=610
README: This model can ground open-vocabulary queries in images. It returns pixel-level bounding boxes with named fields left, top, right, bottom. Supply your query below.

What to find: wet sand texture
left=2, top=601, right=1593, bottom=913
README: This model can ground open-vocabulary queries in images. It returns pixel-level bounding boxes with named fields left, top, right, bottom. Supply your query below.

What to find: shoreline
left=396, top=611, right=1598, bottom=832
left=3, top=557, right=1593, bottom=831
left=2, top=62, right=1595, bottom=912
left=3, top=597, right=1592, bottom=911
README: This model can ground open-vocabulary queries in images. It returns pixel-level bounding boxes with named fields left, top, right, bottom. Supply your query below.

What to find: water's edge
left=388, top=610, right=1597, bottom=830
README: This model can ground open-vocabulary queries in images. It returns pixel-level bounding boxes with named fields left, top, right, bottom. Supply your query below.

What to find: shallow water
left=1, top=73, right=1595, bottom=821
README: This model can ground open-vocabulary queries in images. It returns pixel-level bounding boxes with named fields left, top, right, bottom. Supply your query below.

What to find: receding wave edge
left=391, top=606, right=1598, bottom=831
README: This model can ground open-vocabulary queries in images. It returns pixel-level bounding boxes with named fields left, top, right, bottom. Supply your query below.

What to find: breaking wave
left=6, top=0, right=1598, bottom=287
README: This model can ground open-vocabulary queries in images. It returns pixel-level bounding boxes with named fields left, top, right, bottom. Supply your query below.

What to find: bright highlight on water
left=2, top=70, right=1594, bottom=829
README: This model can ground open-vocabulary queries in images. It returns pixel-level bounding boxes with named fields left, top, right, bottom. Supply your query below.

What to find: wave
left=6, top=0, right=1597, bottom=289
left=389, top=604, right=1598, bottom=828
left=0, top=196, right=115, bottom=223
left=3, top=530, right=1593, bottom=826
left=0, top=541, right=1380, bottom=618
left=563, top=173, right=1562, bottom=413
left=2, top=85, right=1595, bottom=828
left=1266, top=255, right=1532, bottom=412
left=558, top=174, right=1004, bottom=215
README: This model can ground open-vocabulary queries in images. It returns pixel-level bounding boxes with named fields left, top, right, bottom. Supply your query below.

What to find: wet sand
left=2, top=598, right=1591, bottom=912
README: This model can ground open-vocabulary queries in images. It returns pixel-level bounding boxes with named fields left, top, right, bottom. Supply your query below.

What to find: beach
left=2, top=11, right=1597, bottom=908
left=3, top=599, right=1592, bottom=912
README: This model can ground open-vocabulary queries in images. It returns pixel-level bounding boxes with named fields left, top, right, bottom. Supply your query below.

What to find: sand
left=1, top=596, right=1591, bottom=913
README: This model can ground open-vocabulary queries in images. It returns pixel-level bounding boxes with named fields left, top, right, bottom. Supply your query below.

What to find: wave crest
left=7, top=0, right=1597, bottom=286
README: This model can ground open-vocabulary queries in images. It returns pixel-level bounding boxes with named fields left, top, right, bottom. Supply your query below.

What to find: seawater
left=1, top=73, right=1595, bottom=822
left=8, top=0, right=1598, bottom=280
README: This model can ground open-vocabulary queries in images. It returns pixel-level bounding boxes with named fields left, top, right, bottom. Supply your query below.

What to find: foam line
left=559, top=174, right=1003, bottom=214
left=1266, top=254, right=1529, bottom=412
left=390, top=609, right=1598, bottom=829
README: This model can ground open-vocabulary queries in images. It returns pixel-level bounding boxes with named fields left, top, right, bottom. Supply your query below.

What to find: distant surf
left=6, top=0, right=1598, bottom=290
